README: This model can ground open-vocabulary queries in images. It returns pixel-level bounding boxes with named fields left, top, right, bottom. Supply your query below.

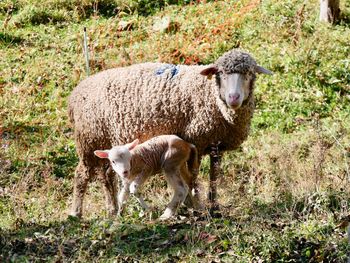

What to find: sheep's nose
left=122, top=171, right=129, bottom=177
left=229, top=93, right=240, bottom=101
left=228, top=93, right=241, bottom=107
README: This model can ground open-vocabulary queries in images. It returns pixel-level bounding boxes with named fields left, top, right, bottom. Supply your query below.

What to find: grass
left=1, top=0, right=350, bottom=261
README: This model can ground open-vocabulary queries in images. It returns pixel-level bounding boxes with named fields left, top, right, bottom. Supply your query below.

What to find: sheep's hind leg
left=208, top=143, right=222, bottom=217
left=160, top=168, right=188, bottom=220
left=70, top=161, right=93, bottom=218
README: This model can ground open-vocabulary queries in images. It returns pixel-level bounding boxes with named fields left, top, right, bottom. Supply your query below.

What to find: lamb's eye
left=119, top=154, right=124, bottom=159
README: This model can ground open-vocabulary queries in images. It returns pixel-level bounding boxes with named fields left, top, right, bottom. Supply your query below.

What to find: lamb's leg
left=208, top=143, right=222, bottom=214
left=160, top=168, right=188, bottom=220
left=129, top=172, right=150, bottom=211
left=99, top=166, right=118, bottom=216
left=117, top=179, right=130, bottom=216
left=70, top=161, right=93, bottom=218
left=180, top=165, right=203, bottom=210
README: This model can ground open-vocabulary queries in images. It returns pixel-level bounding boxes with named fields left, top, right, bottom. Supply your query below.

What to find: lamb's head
left=200, top=50, right=272, bottom=110
left=94, top=139, right=139, bottom=178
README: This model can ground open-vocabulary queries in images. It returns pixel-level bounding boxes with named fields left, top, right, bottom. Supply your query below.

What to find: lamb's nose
left=122, top=171, right=129, bottom=176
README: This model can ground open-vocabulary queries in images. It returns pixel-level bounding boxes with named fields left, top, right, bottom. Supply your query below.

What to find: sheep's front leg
left=208, top=143, right=222, bottom=214
left=70, top=161, right=93, bottom=218
left=117, top=179, right=130, bottom=216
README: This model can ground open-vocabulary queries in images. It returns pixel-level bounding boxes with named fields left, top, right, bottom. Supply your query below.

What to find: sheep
left=68, top=49, right=272, bottom=217
left=94, top=135, right=201, bottom=220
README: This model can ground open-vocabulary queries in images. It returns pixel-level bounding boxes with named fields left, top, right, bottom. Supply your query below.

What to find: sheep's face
left=94, top=139, right=139, bottom=178
left=218, top=72, right=253, bottom=109
left=200, top=63, right=272, bottom=110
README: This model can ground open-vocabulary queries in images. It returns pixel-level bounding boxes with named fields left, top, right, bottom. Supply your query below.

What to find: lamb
left=94, top=135, right=201, bottom=220
left=68, top=49, right=272, bottom=217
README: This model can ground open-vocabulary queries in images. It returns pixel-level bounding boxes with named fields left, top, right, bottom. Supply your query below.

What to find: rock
left=117, top=20, right=133, bottom=31
left=152, top=16, right=179, bottom=33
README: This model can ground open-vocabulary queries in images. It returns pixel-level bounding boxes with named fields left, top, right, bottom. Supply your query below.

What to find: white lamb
left=94, top=135, right=201, bottom=220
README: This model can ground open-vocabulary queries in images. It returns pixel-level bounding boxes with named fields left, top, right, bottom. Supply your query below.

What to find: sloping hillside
left=0, top=0, right=349, bottom=261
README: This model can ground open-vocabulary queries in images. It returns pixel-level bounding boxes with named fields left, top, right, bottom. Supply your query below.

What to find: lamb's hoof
left=117, top=209, right=124, bottom=218
left=159, top=208, right=174, bottom=221
left=159, top=215, right=171, bottom=221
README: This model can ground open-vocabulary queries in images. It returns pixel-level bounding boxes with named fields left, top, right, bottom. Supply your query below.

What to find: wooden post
left=319, top=0, right=340, bottom=24
left=83, top=27, right=90, bottom=76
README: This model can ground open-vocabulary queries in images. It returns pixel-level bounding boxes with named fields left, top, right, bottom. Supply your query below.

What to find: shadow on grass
left=338, top=10, right=350, bottom=26
left=0, top=217, right=201, bottom=261
left=1, top=190, right=348, bottom=261
left=0, top=32, right=23, bottom=46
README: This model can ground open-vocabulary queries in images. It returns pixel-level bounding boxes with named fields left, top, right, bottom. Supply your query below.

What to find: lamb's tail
left=187, top=144, right=199, bottom=185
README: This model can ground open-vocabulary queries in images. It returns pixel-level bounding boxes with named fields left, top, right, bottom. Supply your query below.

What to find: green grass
left=1, top=0, right=350, bottom=261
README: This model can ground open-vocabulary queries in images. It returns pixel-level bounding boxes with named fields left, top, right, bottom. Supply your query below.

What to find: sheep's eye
left=219, top=73, right=226, bottom=79
left=119, top=154, right=124, bottom=159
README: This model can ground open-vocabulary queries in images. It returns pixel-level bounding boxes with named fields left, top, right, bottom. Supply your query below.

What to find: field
left=1, top=0, right=350, bottom=261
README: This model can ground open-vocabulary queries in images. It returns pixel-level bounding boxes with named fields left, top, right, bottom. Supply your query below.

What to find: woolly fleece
left=69, top=50, right=257, bottom=163
left=68, top=50, right=264, bottom=216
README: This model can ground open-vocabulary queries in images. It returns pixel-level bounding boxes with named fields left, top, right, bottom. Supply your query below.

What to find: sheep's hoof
left=106, top=209, right=118, bottom=217
left=184, top=194, right=204, bottom=211
left=191, top=198, right=204, bottom=211
left=67, top=214, right=81, bottom=221
left=68, top=211, right=82, bottom=219
left=183, top=195, right=194, bottom=208
left=209, top=204, right=222, bottom=218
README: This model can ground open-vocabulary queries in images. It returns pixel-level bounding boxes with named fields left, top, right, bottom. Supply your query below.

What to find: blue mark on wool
left=155, top=64, right=179, bottom=79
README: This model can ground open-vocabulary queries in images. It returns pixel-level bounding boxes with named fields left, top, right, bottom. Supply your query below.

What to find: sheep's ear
left=126, top=139, right=139, bottom=151
left=255, top=65, right=273, bottom=75
left=94, top=150, right=109, bottom=159
left=200, top=66, right=218, bottom=80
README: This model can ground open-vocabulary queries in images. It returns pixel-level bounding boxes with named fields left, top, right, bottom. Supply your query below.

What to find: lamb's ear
left=200, top=66, right=218, bottom=80
left=255, top=65, right=273, bottom=75
left=126, top=139, right=139, bottom=151
left=94, top=150, right=109, bottom=159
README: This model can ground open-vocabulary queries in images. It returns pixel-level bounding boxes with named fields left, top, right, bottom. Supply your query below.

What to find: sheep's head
left=200, top=50, right=272, bottom=110
left=94, top=139, right=139, bottom=178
